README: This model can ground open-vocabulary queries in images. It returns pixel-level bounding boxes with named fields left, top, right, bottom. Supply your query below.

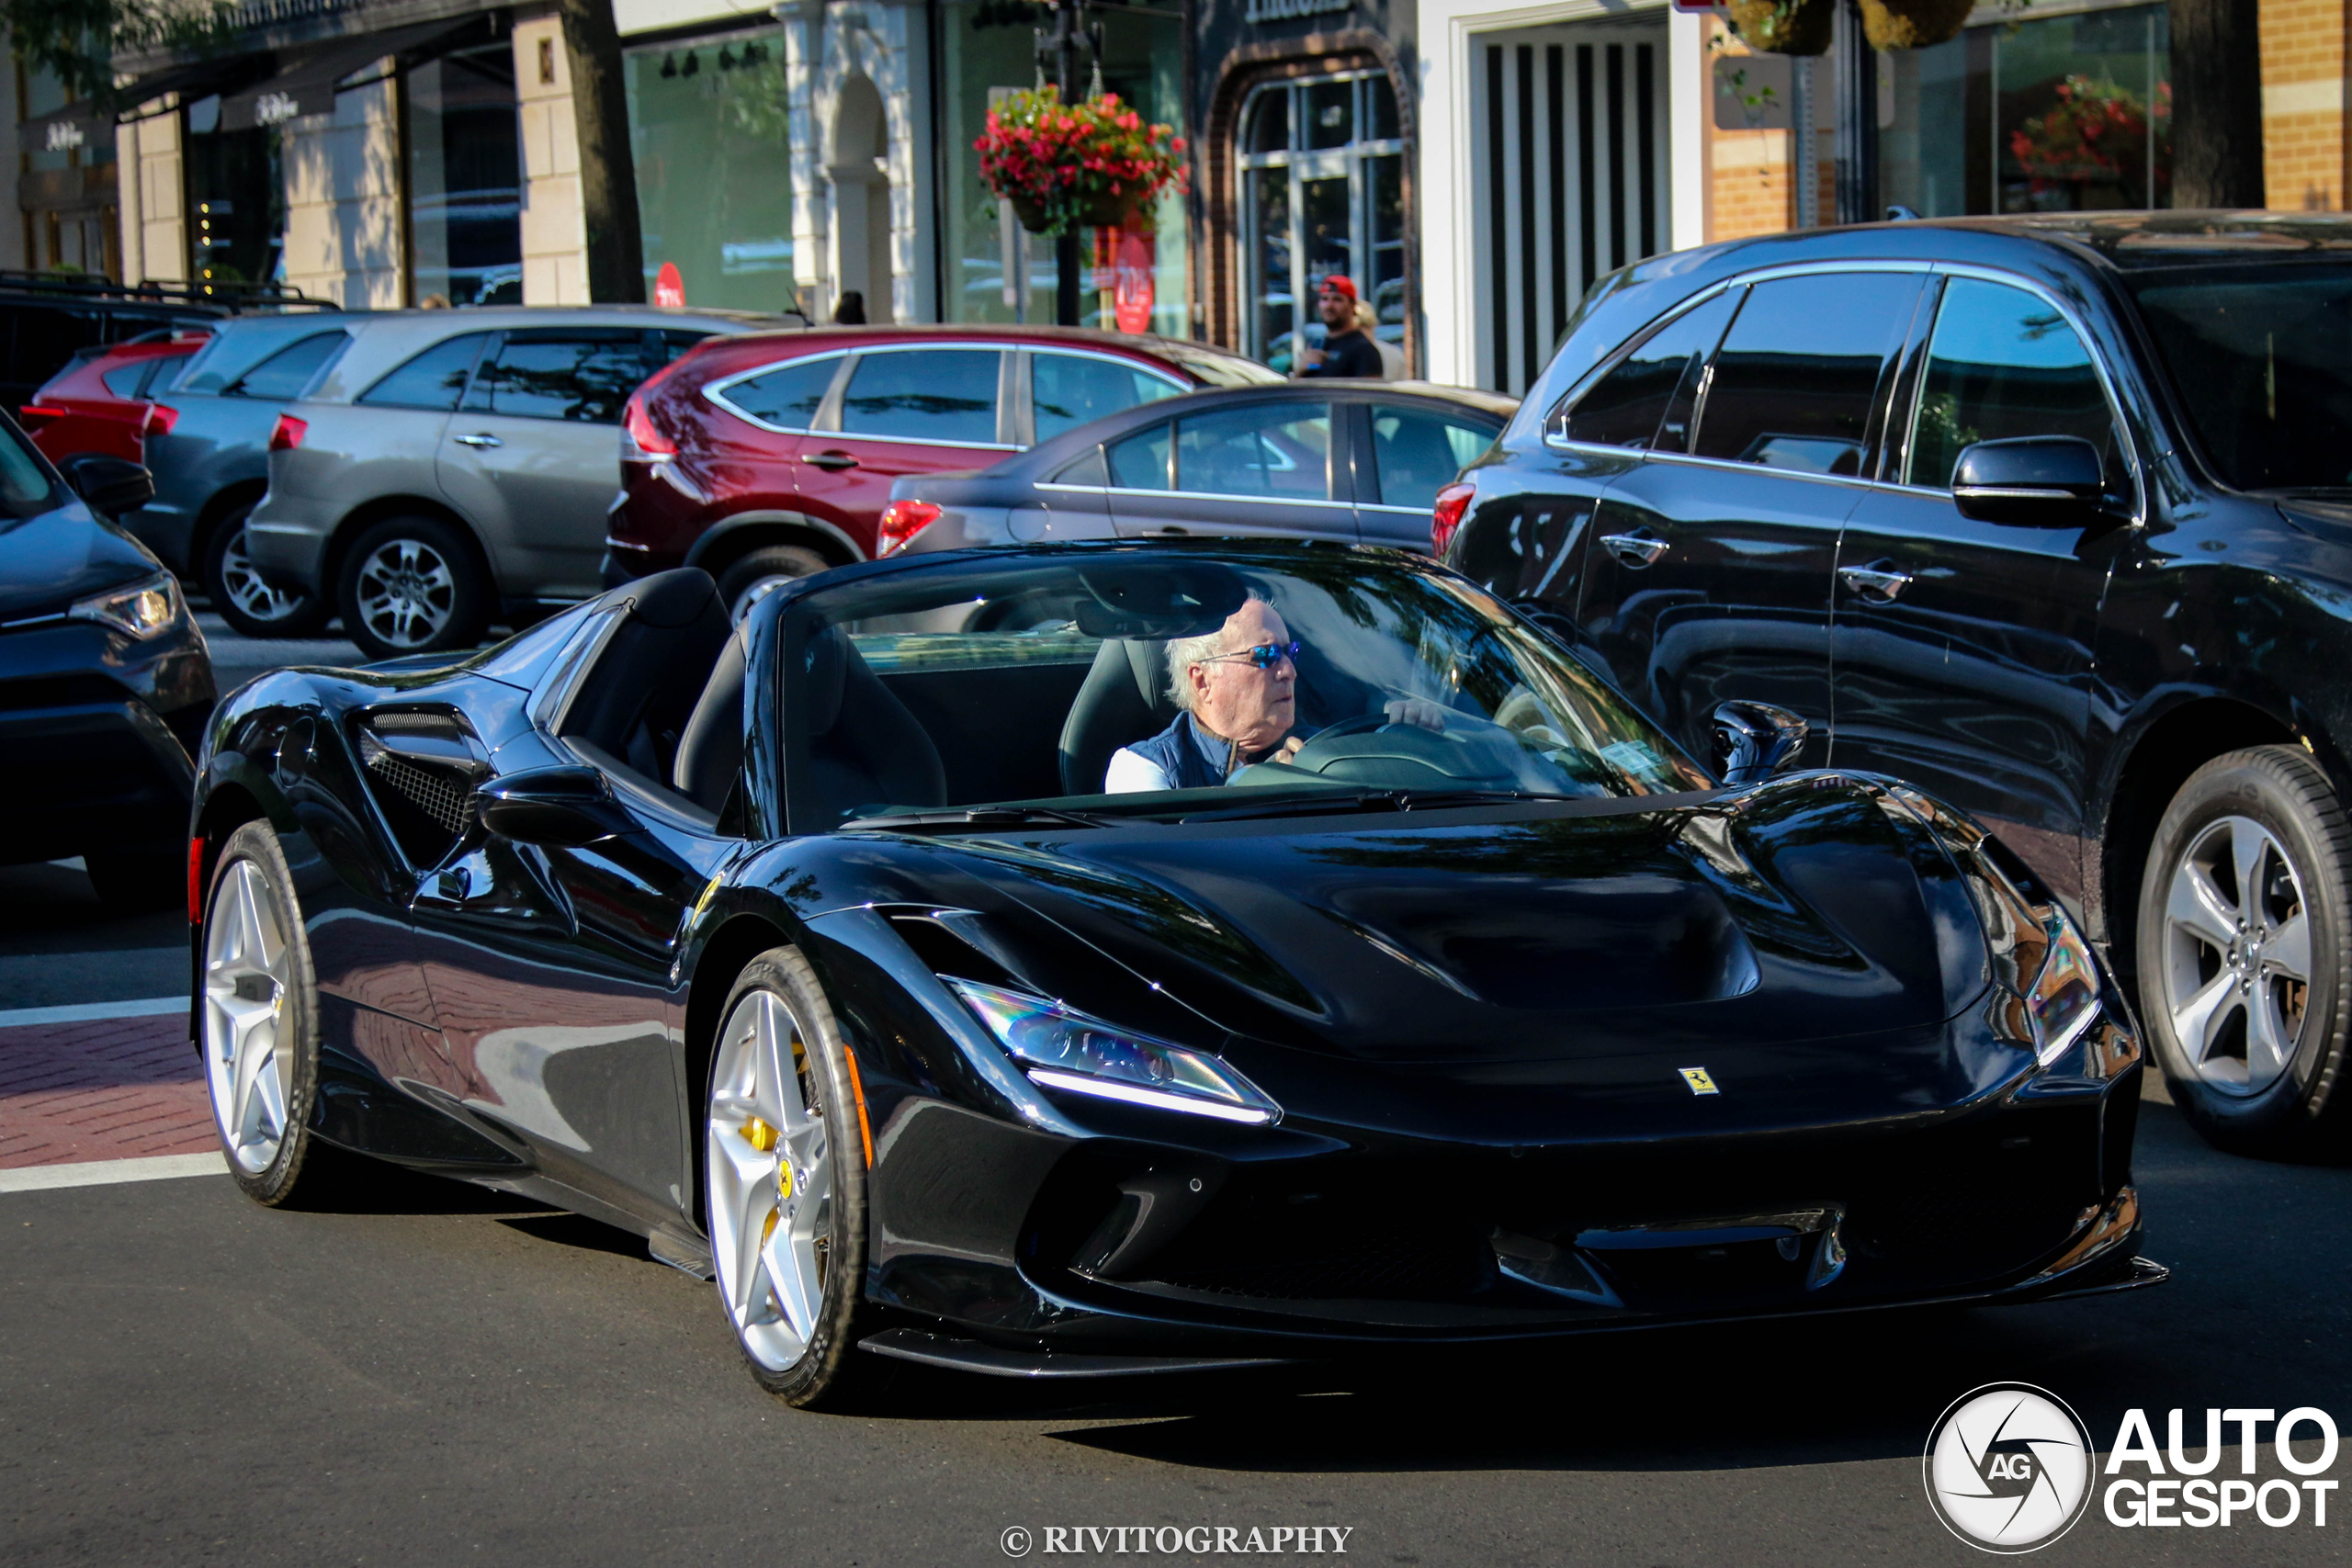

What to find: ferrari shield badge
left=1679, top=1066, right=1721, bottom=1096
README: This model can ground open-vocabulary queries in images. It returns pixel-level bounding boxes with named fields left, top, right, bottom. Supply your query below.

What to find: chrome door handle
left=803, top=451, right=859, bottom=471
left=1838, top=563, right=1914, bottom=602
left=454, top=433, right=503, bottom=448
left=1600, top=529, right=1669, bottom=568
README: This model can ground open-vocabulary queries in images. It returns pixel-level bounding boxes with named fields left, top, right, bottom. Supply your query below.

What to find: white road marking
left=0, top=996, right=187, bottom=1029
left=0, top=1153, right=225, bottom=1193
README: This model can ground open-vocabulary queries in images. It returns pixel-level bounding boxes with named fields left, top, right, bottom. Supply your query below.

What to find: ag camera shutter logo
left=1925, top=1383, right=2096, bottom=1552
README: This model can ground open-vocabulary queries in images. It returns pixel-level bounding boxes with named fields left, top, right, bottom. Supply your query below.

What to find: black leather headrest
left=801, top=626, right=848, bottom=734
left=624, top=567, right=722, bottom=628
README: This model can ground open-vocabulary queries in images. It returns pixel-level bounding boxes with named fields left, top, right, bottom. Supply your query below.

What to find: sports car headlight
left=946, top=979, right=1282, bottom=1125
left=69, top=572, right=180, bottom=639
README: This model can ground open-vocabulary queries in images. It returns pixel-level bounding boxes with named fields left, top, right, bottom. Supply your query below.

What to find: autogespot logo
left=1924, top=1383, right=2097, bottom=1552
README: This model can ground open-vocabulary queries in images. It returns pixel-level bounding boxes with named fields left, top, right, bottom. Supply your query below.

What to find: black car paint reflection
left=189, top=543, right=2153, bottom=1369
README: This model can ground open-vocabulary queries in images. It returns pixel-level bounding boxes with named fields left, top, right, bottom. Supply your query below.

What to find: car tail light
left=268, top=413, right=307, bottom=453
left=144, top=404, right=179, bottom=437
left=17, top=404, right=62, bottom=430
left=622, top=393, right=676, bottom=460
left=1431, top=482, right=1475, bottom=557
left=877, top=500, right=942, bottom=556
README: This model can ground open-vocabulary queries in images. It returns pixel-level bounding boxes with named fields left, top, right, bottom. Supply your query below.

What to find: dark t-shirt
left=1298, top=329, right=1384, bottom=378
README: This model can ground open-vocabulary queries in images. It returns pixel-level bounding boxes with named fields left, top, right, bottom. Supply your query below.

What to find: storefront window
left=407, top=45, right=522, bottom=306
left=1881, top=3, right=2170, bottom=219
left=185, top=97, right=283, bottom=296
left=18, top=63, right=119, bottom=276
left=1238, top=72, right=1405, bottom=373
left=624, top=28, right=797, bottom=311
left=936, top=0, right=1189, bottom=334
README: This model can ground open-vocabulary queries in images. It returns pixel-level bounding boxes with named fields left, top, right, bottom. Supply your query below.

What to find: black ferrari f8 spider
left=189, top=541, right=2160, bottom=1406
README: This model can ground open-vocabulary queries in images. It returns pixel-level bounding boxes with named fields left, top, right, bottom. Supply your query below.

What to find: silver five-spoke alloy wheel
left=203, top=857, right=296, bottom=1173
left=2157, top=813, right=2313, bottom=1096
left=219, top=526, right=308, bottom=624
left=707, top=988, right=836, bottom=1371
left=352, top=536, right=457, bottom=649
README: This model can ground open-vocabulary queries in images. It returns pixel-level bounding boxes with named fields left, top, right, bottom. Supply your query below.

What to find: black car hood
left=936, top=776, right=1993, bottom=1070
left=0, top=504, right=158, bottom=620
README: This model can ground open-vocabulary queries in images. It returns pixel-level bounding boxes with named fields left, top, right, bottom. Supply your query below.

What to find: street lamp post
left=1034, top=0, right=1103, bottom=326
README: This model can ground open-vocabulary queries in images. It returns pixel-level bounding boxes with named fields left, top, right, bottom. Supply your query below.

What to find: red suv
left=18, top=331, right=209, bottom=467
left=605, top=325, right=1281, bottom=617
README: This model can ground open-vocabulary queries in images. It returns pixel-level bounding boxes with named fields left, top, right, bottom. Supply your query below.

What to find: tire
left=336, top=514, right=489, bottom=661
left=202, top=504, right=327, bottom=637
left=716, top=545, right=828, bottom=626
left=84, top=849, right=182, bottom=912
left=2134, top=745, right=2352, bottom=1158
left=703, top=945, right=876, bottom=1408
left=199, top=820, right=348, bottom=1206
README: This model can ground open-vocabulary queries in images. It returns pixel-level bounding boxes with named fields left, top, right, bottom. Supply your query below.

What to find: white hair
left=1164, top=592, right=1268, bottom=713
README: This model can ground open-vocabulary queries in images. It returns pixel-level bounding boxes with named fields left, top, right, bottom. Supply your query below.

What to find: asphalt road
left=2, top=617, right=2346, bottom=1566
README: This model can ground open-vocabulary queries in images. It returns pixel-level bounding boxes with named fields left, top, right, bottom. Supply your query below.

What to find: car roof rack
left=0, top=270, right=336, bottom=311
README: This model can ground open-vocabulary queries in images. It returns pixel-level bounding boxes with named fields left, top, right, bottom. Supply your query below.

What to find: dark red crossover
left=605, top=324, right=1282, bottom=619
left=18, top=331, right=209, bottom=467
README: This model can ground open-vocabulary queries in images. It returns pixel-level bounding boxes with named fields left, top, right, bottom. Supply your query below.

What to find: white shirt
left=1104, top=747, right=1173, bottom=794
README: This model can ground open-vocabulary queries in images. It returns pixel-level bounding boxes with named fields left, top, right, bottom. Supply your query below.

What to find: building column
left=280, top=72, right=403, bottom=306
left=514, top=9, right=591, bottom=304
left=1668, top=4, right=1711, bottom=249
left=2260, top=0, right=2350, bottom=209
left=130, top=104, right=186, bottom=284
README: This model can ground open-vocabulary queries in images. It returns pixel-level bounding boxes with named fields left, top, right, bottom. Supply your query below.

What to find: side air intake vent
left=353, top=708, right=488, bottom=867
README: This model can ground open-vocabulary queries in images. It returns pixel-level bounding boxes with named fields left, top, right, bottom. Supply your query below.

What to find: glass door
left=1238, top=71, right=1406, bottom=373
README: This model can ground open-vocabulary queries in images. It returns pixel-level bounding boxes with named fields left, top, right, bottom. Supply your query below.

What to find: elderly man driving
left=1104, top=595, right=1443, bottom=793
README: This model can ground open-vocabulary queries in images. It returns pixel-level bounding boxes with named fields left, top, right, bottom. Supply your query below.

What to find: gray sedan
left=245, top=306, right=786, bottom=660
left=882, top=380, right=1515, bottom=562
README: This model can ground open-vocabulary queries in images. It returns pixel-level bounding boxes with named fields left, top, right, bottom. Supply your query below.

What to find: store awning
left=219, top=17, right=481, bottom=132
left=16, top=50, right=275, bottom=159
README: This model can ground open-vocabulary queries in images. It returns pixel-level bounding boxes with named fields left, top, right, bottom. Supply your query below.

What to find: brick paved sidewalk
left=0, top=1010, right=217, bottom=1169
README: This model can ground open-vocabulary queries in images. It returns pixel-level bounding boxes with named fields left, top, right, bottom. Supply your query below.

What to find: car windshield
left=2125, top=263, right=2352, bottom=491
left=0, top=420, right=58, bottom=521
left=778, top=547, right=1710, bottom=832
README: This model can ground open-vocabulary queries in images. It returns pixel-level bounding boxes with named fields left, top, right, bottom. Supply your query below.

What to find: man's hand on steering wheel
left=1383, top=697, right=1449, bottom=733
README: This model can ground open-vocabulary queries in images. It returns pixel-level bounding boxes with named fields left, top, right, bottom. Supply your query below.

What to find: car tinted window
left=1905, top=278, right=2119, bottom=490
left=9, top=305, right=103, bottom=391
left=359, top=332, right=490, bottom=411
left=1562, top=288, right=1739, bottom=449
left=0, top=422, right=53, bottom=511
left=840, top=349, right=1001, bottom=443
left=1690, top=273, right=1918, bottom=475
left=1032, top=353, right=1181, bottom=442
left=660, top=330, right=712, bottom=364
left=720, top=355, right=838, bottom=429
left=1106, top=423, right=1171, bottom=490
left=100, top=364, right=150, bottom=398
left=464, top=333, right=647, bottom=423
left=1175, top=401, right=1330, bottom=499
left=1372, top=406, right=1495, bottom=506
left=1051, top=446, right=1108, bottom=486
left=228, top=331, right=349, bottom=400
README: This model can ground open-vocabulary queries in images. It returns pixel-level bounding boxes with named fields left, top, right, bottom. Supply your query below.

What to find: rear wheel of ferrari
left=704, top=946, right=873, bottom=1408
left=201, top=821, right=343, bottom=1205
left=2136, top=746, right=2352, bottom=1158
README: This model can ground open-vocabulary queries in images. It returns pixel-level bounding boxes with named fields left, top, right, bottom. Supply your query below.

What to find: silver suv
left=246, top=307, right=786, bottom=660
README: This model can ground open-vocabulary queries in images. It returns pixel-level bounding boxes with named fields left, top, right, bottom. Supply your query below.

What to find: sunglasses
left=1199, top=640, right=1302, bottom=671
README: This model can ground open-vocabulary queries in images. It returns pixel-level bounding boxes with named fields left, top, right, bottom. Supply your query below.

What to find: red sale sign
left=1112, top=230, right=1154, bottom=335
left=653, top=262, right=685, bottom=308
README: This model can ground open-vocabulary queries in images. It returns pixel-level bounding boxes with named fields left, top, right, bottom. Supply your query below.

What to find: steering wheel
left=1276, top=707, right=1500, bottom=784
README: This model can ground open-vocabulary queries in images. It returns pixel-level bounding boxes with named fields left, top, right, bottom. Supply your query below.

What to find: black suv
left=1446, top=211, right=2352, bottom=1161
left=0, top=271, right=329, bottom=412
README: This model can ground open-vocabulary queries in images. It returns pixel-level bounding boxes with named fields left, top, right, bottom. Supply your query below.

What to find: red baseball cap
left=1317, top=275, right=1359, bottom=302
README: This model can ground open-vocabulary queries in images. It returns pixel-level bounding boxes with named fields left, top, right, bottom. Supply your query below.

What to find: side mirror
left=475, top=765, right=631, bottom=846
left=1713, top=700, right=1808, bottom=787
left=62, top=455, right=155, bottom=519
left=1951, top=436, right=2109, bottom=526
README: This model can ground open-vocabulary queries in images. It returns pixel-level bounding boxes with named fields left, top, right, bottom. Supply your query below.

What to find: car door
left=1354, top=398, right=1503, bottom=548
left=435, top=328, right=657, bottom=600
left=401, top=623, right=736, bottom=1223
left=1105, top=397, right=1356, bottom=542
left=1832, top=273, right=2136, bottom=904
left=1578, top=270, right=1926, bottom=766
left=792, top=345, right=1012, bottom=557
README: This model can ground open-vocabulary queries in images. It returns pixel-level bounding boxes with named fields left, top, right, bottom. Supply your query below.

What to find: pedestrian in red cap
left=1293, top=274, right=1384, bottom=378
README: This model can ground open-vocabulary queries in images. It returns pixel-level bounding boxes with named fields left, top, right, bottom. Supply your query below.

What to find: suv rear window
left=462, top=333, right=647, bottom=423
left=839, top=349, right=1001, bottom=444
left=359, top=333, right=491, bottom=411
left=226, top=332, right=349, bottom=400
left=1689, top=272, right=1920, bottom=476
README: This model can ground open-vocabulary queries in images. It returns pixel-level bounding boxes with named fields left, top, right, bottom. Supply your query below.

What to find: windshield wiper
left=1177, top=788, right=1550, bottom=824
left=839, top=805, right=1121, bottom=833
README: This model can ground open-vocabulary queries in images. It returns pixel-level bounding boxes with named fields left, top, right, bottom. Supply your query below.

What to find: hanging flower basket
left=977, top=85, right=1187, bottom=238
left=1725, top=0, right=1833, bottom=56
left=1857, top=0, right=1975, bottom=51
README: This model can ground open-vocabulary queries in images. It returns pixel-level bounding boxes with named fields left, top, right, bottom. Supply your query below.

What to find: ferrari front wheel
left=201, top=821, right=342, bottom=1205
left=705, top=946, right=874, bottom=1408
